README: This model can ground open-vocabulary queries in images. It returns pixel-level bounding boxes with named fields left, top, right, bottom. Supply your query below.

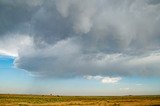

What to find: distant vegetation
left=0, top=94, right=160, bottom=106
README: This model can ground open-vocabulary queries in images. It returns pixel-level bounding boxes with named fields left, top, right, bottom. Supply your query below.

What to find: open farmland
left=0, top=94, right=160, bottom=106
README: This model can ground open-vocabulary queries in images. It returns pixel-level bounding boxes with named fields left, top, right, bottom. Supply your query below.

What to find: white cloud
left=101, top=77, right=122, bottom=84
left=0, top=50, right=17, bottom=57
left=0, top=33, right=33, bottom=57
left=84, top=75, right=122, bottom=84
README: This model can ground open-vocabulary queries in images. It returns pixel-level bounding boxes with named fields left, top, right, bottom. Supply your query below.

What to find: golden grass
left=0, top=94, right=160, bottom=106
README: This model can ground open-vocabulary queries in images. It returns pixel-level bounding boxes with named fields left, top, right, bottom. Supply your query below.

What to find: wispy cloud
left=136, top=84, right=143, bottom=86
left=120, top=87, right=130, bottom=91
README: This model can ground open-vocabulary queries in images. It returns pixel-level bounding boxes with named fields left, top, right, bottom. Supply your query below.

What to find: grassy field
left=0, top=94, right=160, bottom=106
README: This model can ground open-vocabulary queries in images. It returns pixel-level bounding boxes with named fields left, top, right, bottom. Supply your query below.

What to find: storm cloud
left=0, top=0, right=160, bottom=78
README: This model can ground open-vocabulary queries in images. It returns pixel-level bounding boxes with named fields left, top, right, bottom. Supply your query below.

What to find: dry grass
left=0, top=94, right=160, bottom=106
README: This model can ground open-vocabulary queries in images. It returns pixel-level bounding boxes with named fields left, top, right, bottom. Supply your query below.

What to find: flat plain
left=0, top=94, right=160, bottom=106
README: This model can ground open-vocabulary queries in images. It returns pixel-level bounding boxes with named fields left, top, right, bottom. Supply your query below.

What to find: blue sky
left=0, top=55, right=160, bottom=95
left=0, top=0, right=160, bottom=95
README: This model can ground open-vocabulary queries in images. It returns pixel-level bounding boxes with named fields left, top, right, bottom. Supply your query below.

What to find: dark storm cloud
left=0, top=0, right=160, bottom=78
left=0, top=0, right=42, bottom=36
left=147, top=0, right=160, bottom=5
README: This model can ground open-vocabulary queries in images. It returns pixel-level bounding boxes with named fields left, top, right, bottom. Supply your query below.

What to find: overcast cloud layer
left=0, top=0, right=160, bottom=78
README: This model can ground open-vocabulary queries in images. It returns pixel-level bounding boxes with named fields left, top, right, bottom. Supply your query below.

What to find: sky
left=0, top=0, right=160, bottom=95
